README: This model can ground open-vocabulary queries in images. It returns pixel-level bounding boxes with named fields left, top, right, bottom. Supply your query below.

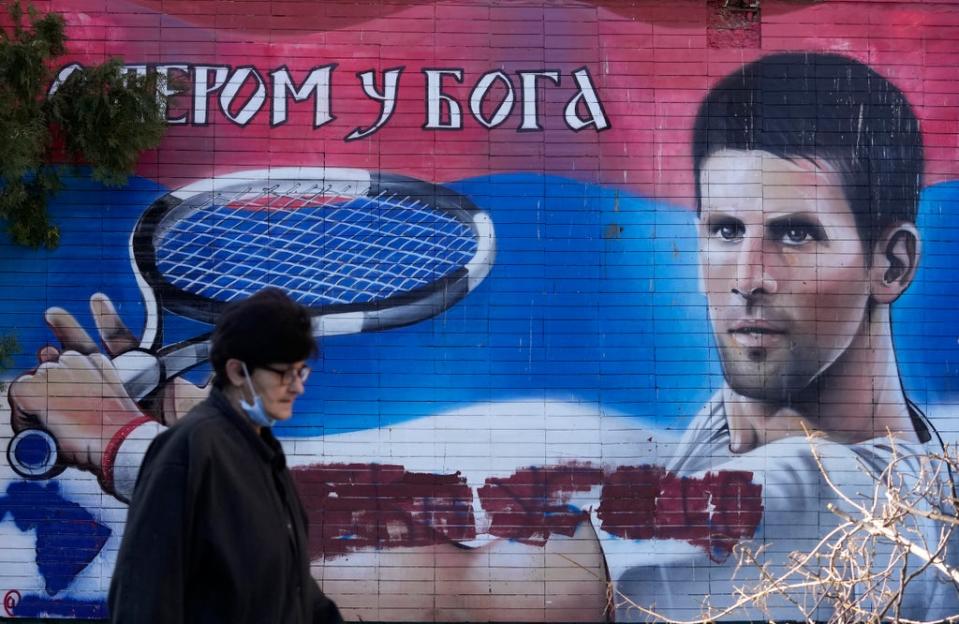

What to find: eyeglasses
left=260, top=364, right=311, bottom=385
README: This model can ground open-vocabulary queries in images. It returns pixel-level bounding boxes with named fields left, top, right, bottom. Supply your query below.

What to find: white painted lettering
left=518, top=71, right=560, bottom=131
left=270, top=65, right=336, bottom=128
left=424, top=69, right=464, bottom=130
left=346, top=68, right=403, bottom=141
left=156, top=64, right=190, bottom=124
left=47, top=63, right=83, bottom=96
left=469, top=71, right=514, bottom=129
left=564, top=68, right=610, bottom=131
left=193, top=66, right=230, bottom=125
left=219, top=67, right=267, bottom=126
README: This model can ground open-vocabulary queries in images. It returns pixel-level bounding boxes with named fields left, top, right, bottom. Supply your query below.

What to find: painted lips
left=728, top=321, right=787, bottom=348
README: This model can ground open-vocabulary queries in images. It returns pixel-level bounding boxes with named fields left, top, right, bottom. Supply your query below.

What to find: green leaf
left=0, top=2, right=168, bottom=247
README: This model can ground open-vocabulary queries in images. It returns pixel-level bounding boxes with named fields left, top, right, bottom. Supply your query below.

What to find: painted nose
left=732, top=234, right=778, bottom=298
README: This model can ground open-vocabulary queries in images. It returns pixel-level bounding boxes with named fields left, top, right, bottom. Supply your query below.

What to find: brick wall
left=1, top=0, right=959, bottom=620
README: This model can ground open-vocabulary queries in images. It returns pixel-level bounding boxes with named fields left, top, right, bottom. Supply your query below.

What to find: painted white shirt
left=601, top=393, right=959, bottom=622
left=8, top=396, right=956, bottom=621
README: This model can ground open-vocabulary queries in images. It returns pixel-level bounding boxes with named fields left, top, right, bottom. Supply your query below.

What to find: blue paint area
left=0, top=482, right=111, bottom=595
left=896, top=180, right=959, bottom=407
left=11, top=431, right=56, bottom=468
left=288, top=174, right=718, bottom=434
left=0, top=169, right=958, bottom=608
left=7, top=594, right=107, bottom=618
left=2, top=172, right=958, bottom=438
left=0, top=172, right=165, bottom=371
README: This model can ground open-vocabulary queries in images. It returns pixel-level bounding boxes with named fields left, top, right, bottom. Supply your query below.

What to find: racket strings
left=157, top=184, right=318, bottom=296
left=196, top=182, right=342, bottom=280
left=176, top=192, right=469, bottom=285
left=156, top=185, right=478, bottom=306
left=169, top=186, right=327, bottom=299
left=210, top=195, right=459, bottom=301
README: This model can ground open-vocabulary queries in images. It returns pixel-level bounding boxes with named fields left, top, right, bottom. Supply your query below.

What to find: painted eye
left=711, top=222, right=745, bottom=241
left=771, top=221, right=824, bottom=246
left=782, top=226, right=813, bottom=245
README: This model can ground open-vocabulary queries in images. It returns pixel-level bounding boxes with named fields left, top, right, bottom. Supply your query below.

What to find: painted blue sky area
left=895, top=180, right=959, bottom=408
left=0, top=173, right=958, bottom=436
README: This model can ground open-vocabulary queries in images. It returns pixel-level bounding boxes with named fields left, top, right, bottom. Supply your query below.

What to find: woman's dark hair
left=209, top=287, right=317, bottom=388
left=692, top=52, right=923, bottom=248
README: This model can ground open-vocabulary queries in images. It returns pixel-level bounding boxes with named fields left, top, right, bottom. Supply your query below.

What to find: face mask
left=239, top=362, right=275, bottom=428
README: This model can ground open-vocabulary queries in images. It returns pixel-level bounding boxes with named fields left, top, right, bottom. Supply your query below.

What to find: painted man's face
left=698, top=149, right=872, bottom=401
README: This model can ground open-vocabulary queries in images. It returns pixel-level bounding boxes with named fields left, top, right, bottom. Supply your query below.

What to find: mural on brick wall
left=2, top=0, right=959, bottom=620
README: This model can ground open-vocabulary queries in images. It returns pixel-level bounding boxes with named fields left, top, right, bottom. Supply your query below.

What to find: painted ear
left=870, top=223, right=920, bottom=304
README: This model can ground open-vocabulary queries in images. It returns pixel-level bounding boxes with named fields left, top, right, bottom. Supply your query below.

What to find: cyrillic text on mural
left=49, top=63, right=611, bottom=139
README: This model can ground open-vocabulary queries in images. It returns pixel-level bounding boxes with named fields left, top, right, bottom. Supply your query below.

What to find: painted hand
left=8, top=293, right=208, bottom=476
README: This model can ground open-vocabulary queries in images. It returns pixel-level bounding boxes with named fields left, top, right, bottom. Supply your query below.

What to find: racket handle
left=7, top=429, right=65, bottom=480
left=8, top=350, right=170, bottom=480
left=113, top=350, right=163, bottom=402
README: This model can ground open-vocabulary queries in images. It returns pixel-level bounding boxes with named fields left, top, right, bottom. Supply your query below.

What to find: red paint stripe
left=292, top=463, right=476, bottom=558
left=293, top=462, right=763, bottom=562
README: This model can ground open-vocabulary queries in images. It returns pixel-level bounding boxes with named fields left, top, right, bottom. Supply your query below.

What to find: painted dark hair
left=209, top=287, right=317, bottom=388
left=692, top=52, right=923, bottom=246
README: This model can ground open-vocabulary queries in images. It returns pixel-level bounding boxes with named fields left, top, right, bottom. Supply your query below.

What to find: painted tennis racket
left=8, top=167, right=495, bottom=478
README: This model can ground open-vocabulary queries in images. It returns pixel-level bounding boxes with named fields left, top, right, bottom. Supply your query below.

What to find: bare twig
left=613, top=433, right=959, bottom=624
